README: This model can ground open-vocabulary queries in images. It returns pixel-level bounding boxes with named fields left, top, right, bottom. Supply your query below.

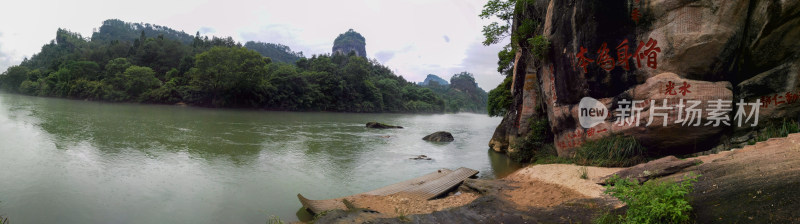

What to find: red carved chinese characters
left=572, top=38, right=659, bottom=73
left=596, top=43, right=615, bottom=71
left=631, top=8, right=641, bottom=23
left=616, top=39, right=632, bottom=71
left=576, top=47, right=595, bottom=73
left=665, top=81, right=677, bottom=95
left=634, top=38, right=661, bottom=69
left=760, top=91, right=800, bottom=109
left=678, top=82, right=691, bottom=96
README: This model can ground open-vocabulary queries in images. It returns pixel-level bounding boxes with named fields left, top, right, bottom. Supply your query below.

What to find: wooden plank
left=399, top=167, right=480, bottom=201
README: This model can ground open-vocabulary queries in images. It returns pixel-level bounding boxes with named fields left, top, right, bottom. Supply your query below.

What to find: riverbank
left=309, top=162, right=624, bottom=223
left=311, top=133, right=800, bottom=223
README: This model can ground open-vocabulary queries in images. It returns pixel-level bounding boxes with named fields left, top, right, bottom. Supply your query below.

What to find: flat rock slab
left=596, top=156, right=700, bottom=184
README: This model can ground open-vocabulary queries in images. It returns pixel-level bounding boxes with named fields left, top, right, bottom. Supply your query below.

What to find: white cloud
left=0, top=0, right=506, bottom=89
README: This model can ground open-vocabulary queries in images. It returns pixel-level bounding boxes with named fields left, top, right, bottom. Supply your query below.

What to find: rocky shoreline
left=310, top=133, right=800, bottom=223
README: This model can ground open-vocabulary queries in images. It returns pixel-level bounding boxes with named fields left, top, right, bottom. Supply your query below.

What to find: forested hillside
left=421, top=72, right=488, bottom=113
left=0, top=19, right=444, bottom=113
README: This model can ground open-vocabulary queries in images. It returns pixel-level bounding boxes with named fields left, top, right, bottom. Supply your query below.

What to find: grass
left=310, top=210, right=330, bottom=224
left=266, top=215, right=284, bottom=224
left=395, top=208, right=411, bottom=223
left=750, top=118, right=800, bottom=144
left=596, top=174, right=699, bottom=224
left=579, top=166, right=589, bottom=179
left=527, top=134, right=648, bottom=167
left=572, top=135, right=648, bottom=167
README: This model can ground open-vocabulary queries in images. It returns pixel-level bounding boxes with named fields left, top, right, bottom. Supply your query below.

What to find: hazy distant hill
left=418, top=74, right=449, bottom=86
left=421, top=72, right=488, bottom=113
left=91, top=19, right=196, bottom=45
left=244, top=41, right=304, bottom=64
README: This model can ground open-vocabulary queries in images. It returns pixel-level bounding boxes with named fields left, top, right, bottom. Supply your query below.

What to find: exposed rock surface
left=663, top=133, right=800, bottom=223
left=315, top=133, right=800, bottom=223
left=422, top=131, right=454, bottom=142
left=491, top=0, right=800, bottom=158
left=595, top=155, right=700, bottom=184
left=313, top=167, right=622, bottom=224
left=332, top=29, right=367, bottom=57
left=366, top=122, right=403, bottom=129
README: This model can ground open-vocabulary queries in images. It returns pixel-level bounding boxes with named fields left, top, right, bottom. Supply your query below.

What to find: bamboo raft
left=297, top=167, right=479, bottom=214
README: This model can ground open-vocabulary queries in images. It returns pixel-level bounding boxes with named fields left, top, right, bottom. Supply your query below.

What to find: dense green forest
left=420, top=73, right=488, bottom=113
left=0, top=19, right=447, bottom=113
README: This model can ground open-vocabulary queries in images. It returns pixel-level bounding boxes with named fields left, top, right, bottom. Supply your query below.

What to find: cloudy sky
left=0, top=0, right=507, bottom=90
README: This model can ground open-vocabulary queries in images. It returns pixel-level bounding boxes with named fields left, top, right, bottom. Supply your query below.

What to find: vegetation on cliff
left=0, top=19, right=444, bottom=113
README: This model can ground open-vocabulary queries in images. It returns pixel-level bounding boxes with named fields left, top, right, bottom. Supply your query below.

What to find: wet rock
left=423, top=131, right=454, bottom=142
left=366, top=122, right=403, bottom=129
left=409, top=155, right=432, bottom=160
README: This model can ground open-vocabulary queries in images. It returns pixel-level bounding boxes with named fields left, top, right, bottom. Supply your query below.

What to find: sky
left=0, top=0, right=507, bottom=90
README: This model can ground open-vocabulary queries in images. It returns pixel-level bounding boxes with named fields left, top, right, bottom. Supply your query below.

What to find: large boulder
left=423, top=131, right=454, bottom=142
left=491, top=0, right=800, bottom=158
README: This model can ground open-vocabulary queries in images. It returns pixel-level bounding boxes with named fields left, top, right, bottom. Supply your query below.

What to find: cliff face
left=491, top=0, right=800, bottom=157
left=332, top=29, right=367, bottom=57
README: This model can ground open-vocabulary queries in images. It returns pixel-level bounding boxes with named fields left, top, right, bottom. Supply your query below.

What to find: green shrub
left=573, top=135, right=647, bottom=167
left=755, top=118, right=800, bottom=142
left=527, top=35, right=550, bottom=60
left=509, top=117, right=553, bottom=162
left=487, top=75, right=513, bottom=117
left=598, top=174, right=699, bottom=224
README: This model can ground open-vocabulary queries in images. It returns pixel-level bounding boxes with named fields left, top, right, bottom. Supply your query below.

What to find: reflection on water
left=0, top=92, right=521, bottom=223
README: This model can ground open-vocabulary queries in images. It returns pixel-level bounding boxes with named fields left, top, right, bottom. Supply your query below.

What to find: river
left=0, top=92, right=522, bottom=223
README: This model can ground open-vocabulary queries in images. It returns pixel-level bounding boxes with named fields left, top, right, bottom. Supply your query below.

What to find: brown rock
left=595, top=155, right=700, bottom=184
left=662, top=133, right=800, bottom=223
left=490, top=0, right=800, bottom=158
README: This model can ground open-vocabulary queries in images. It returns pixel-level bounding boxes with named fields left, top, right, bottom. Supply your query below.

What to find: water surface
left=0, top=92, right=521, bottom=223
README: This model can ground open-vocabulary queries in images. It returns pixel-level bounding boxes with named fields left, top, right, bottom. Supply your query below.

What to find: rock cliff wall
left=490, top=0, right=800, bottom=158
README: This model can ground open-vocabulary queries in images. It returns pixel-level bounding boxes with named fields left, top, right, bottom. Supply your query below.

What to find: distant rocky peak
left=332, top=29, right=366, bottom=57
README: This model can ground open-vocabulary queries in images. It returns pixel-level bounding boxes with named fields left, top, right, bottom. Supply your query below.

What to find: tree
left=123, top=66, right=161, bottom=99
left=480, top=0, right=516, bottom=46
left=0, top=66, right=30, bottom=92
left=488, top=75, right=513, bottom=116
left=187, top=46, right=269, bottom=107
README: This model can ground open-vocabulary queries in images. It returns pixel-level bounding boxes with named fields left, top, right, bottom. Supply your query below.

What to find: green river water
left=0, top=92, right=522, bottom=223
